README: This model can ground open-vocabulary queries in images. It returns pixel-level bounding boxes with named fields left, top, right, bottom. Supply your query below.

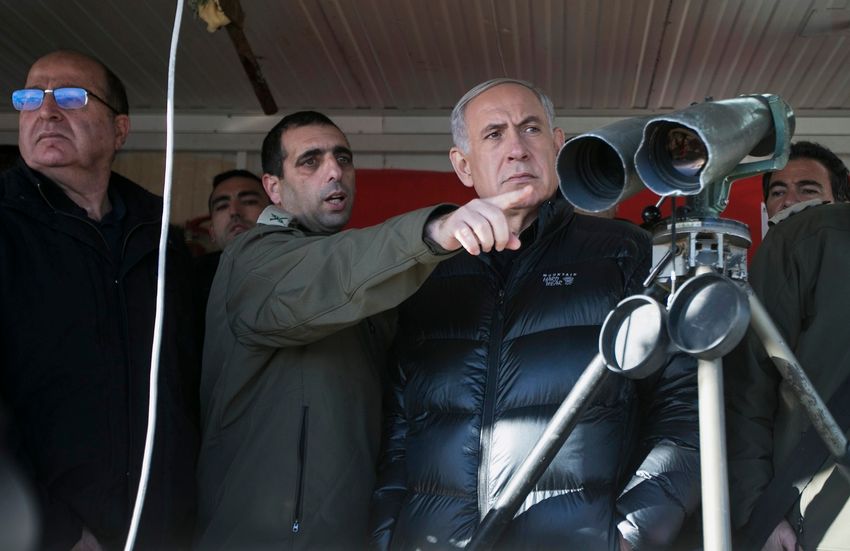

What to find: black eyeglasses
left=11, top=87, right=120, bottom=114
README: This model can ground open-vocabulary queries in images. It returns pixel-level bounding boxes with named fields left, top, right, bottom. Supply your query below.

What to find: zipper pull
left=292, top=519, right=300, bottom=533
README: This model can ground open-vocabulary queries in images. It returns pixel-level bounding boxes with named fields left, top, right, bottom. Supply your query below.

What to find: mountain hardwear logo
left=542, top=272, right=576, bottom=287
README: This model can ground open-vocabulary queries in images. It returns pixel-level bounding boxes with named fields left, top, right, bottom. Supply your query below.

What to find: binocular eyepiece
left=557, top=95, right=795, bottom=214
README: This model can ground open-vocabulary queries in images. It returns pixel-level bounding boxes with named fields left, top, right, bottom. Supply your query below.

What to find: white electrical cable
left=124, top=1, right=184, bottom=549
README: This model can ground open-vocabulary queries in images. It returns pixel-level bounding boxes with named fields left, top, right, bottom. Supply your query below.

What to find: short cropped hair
left=450, top=78, right=556, bottom=153
left=212, top=169, right=261, bottom=189
left=261, top=111, right=342, bottom=177
left=207, top=169, right=264, bottom=213
left=762, top=141, right=849, bottom=202
left=102, top=63, right=129, bottom=115
left=48, top=50, right=129, bottom=115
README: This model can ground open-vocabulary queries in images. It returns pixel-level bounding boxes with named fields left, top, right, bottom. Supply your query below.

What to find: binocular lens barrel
left=556, top=116, right=649, bottom=213
left=638, top=122, right=707, bottom=196
left=664, top=127, right=708, bottom=178
left=557, top=137, right=626, bottom=212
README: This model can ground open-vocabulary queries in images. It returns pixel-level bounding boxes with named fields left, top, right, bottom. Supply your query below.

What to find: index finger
left=485, top=185, right=536, bottom=211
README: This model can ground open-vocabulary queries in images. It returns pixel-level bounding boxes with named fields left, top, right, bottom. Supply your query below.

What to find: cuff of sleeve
left=617, top=483, right=688, bottom=549
left=422, top=204, right=458, bottom=255
left=617, top=518, right=641, bottom=551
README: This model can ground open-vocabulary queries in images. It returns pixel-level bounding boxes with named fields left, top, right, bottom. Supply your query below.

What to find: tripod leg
left=466, top=354, right=609, bottom=551
left=746, top=289, right=850, bottom=472
left=698, top=357, right=733, bottom=551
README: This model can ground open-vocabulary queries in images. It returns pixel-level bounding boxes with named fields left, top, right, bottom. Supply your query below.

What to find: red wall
left=346, top=169, right=476, bottom=228
left=347, top=169, right=765, bottom=256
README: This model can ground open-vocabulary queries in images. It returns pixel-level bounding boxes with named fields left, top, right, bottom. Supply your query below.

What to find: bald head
left=30, top=50, right=128, bottom=115
left=18, top=49, right=131, bottom=204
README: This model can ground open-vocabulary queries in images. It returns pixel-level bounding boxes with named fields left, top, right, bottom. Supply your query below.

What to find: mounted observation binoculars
left=557, top=95, right=795, bottom=290
left=556, top=94, right=795, bottom=217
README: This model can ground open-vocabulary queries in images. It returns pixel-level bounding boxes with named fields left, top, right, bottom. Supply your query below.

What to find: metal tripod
left=466, top=217, right=850, bottom=551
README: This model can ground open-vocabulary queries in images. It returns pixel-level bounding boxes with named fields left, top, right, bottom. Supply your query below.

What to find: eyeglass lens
left=11, top=88, right=89, bottom=111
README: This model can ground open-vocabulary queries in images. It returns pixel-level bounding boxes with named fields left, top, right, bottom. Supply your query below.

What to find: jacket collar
left=26, top=165, right=127, bottom=226
left=534, top=193, right=575, bottom=237
left=3, top=159, right=161, bottom=226
left=2, top=159, right=166, bottom=267
left=475, top=194, right=575, bottom=278
left=257, top=204, right=295, bottom=227
left=256, top=204, right=336, bottom=236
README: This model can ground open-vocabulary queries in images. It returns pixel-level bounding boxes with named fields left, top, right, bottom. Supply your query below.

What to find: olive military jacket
left=196, top=205, right=451, bottom=549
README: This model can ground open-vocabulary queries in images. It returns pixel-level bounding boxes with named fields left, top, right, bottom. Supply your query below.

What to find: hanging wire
left=124, top=0, right=183, bottom=548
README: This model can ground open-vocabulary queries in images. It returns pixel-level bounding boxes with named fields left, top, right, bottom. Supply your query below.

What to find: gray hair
left=450, top=78, right=557, bottom=153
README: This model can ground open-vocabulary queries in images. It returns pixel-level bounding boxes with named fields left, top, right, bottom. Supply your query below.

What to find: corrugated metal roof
left=1, top=0, right=849, bottom=115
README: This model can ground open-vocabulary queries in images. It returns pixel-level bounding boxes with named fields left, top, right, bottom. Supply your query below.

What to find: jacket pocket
left=292, top=405, right=309, bottom=534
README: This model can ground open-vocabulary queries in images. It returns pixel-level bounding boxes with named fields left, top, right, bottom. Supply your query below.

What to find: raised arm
left=227, top=206, right=447, bottom=348
left=227, top=186, right=538, bottom=348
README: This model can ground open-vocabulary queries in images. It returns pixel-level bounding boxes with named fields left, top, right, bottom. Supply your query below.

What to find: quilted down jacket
left=371, top=197, right=700, bottom=550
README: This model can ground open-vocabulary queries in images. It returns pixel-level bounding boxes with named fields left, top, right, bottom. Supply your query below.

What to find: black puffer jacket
left=371, top=198, right=700, bottom=550
left=0, top=162, right=199, bottom=549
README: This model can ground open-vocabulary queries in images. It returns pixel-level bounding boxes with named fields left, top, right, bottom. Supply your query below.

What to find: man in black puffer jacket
left=370, top=78, right=701, bottom=550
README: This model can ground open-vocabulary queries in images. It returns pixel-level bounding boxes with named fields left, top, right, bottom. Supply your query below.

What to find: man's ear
left=553, top=127, right=566, bottom=150
left=449, top=147, right=474, bottom=189
left=262, top=174, right=283, bottom=206
left=113, top=114, right=130, bottom=150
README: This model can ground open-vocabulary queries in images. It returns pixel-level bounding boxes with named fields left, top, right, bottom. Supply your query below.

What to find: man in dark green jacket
left=196, top=110, right=538, bottom=549
left=727, top=202, right=850, bottom=550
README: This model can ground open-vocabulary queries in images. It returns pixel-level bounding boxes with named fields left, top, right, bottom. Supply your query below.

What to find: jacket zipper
left=475, top=203, right=558, bottom=519
left=478, top=286, right=506, bottom=519
left=292, top=405, right=309, bottom=533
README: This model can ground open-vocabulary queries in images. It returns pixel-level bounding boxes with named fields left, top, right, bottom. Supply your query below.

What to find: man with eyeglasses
left=0, top=50, right=198, bottom=549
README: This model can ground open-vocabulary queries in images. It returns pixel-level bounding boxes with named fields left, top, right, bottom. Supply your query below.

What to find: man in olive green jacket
left=727, top=202, right=850, bottom=551
left=196, top=111, right=536, bottom=549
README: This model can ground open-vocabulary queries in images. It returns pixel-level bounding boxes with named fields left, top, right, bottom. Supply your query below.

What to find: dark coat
left=371, top=198, right=701, bottom=550
left=0, top=161, right=199, bottom=550
left=727, top=203, right=850, bottom=550
left=192, top=250, right=221, bottom=347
